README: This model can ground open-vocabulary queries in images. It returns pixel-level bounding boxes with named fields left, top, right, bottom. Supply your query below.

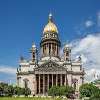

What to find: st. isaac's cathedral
left=17, top=13, right=85, bottom=95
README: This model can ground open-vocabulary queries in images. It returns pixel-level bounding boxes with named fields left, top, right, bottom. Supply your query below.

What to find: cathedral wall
left=17, top=75, right=24, bottom=88
left=20, top=67, right=29, bottom=72
left=20, top=65, right=30, bottom=72
left=67, top=74, right=72, bottom=86
left=17, top=74, right=36, bottom=95
left=29, top=65, right=36, bottom=71
left=41, top=56, right=60, bottom=61
left=72, top=65, right=81, bottom=72
left=66, top=64, right=72, bottom=71
left=72, top=75, right=83, bottom=91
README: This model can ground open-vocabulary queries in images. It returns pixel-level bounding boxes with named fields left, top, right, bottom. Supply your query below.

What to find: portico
left=36, top=74, right=67, bottom=94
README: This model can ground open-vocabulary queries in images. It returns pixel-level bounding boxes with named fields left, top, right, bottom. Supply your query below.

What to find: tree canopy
left=0, top=82, right=31, bottom=97
left=48, top=85, right=75, bottom=98
left=79, top=83, right=100, bottom=99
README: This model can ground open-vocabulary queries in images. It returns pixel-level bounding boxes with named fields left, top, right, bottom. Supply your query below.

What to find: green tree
left=0, top=82, right=8, bottom=96
left=89, top=89, right=100, bottom=100
left=58, top=86, right=66, bottom=96
left=13, top=86, right=23, bottom=96
left=7, top=85, right=14, bottom=96
left=65, top=85, right=75, bottom=98
left=48, top=85, right=75, bottom=98
left=48, top=86, right=59, bottom=96
left=79, top=83, right=100, bottom=98
left=17, top=87, right=25, bottom=96
left=24, top=88, right=31, bottom=97
left=0, top=83, right=4, bottom=96
left=0, top=82, right=32, bottom=97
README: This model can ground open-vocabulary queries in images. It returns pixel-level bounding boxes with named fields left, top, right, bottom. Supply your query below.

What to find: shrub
left=48, top=85, right=75, bottom=98
left=79, top=83, right=100, bottom=99
left=0, top=82, right=31, bottom=97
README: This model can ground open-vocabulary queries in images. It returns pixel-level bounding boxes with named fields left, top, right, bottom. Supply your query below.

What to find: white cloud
left=97, top=11, right=100, bottom=27
left=71, top=33, right=100, bottom=82
left=75, top=11, right=100, bottom=36
left=0, top=65, right=16, bottom=74
left=85, top=20, right=94, bottom=28
left=85, top=69, right=100, bottom=82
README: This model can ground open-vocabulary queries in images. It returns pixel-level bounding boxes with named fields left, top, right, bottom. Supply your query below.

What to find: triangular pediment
left=35, top=60, right=66, bottom=72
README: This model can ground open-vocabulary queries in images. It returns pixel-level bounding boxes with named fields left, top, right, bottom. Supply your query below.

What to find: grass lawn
left=0, top=97, right=62, bottom=100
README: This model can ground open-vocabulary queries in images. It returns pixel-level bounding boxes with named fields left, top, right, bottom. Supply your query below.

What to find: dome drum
left=40, top=39, right=61, bottom=47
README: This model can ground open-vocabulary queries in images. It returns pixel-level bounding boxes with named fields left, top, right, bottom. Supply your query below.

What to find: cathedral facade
left=17, top=14, right=85, bottom=95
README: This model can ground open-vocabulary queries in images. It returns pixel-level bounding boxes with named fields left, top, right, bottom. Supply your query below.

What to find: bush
left=48, top=86, right=59, bottom=96
left=89, top=89, right=100, bottom=100
left=65, top=85, right=75, bottom=98
left=0, top=82, right=8, bottom=96
left=14, top=86, right=24, bottom=96
left=7, top=85, right=14, bottom=96
left=79, top=83, right=100, bottom=99
left=0, top=82, right=31, bottom=97
left=24, top=88, right=31, bottom=96
left=48, top=85, right=75, bottom=98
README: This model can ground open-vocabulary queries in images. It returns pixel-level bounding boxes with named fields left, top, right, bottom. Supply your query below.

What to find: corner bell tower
left=30, top=43, right=37, bottom=63
left=40, top=13, right=61, bottom=59
left=63, top=44, right=71, bottom=61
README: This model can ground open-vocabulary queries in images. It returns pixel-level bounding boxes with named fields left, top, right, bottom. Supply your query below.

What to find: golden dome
left=43, top=13, right=58, bottom=34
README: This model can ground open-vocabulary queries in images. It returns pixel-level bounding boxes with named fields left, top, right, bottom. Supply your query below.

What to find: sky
left=0, top=0, right=100, bottom=84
